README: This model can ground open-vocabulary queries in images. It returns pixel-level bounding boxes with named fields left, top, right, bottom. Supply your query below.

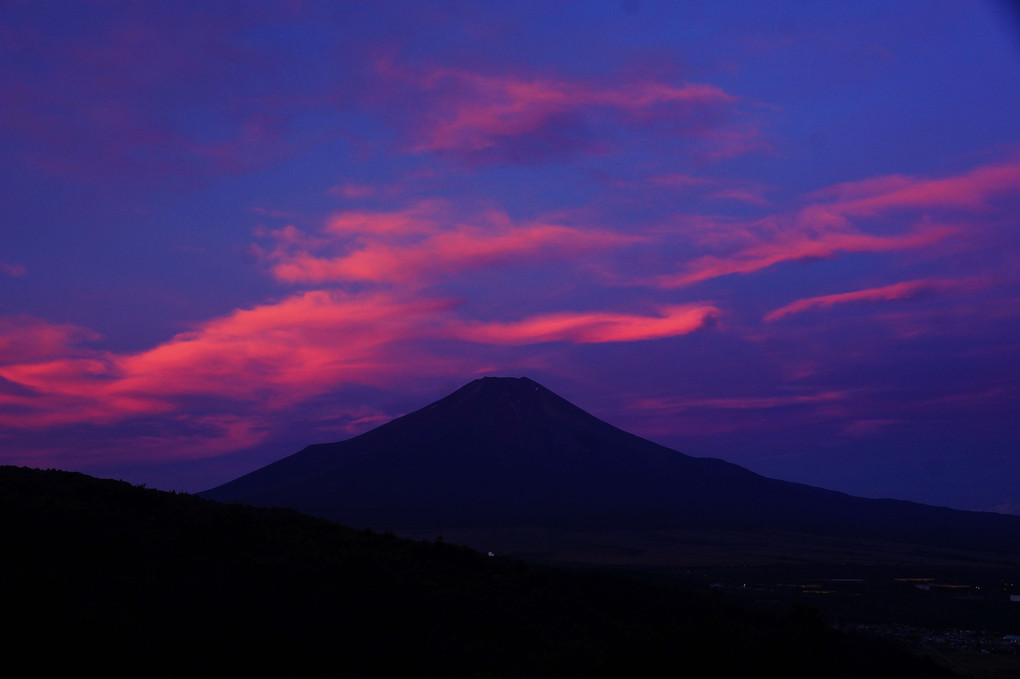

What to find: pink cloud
left=838, top=419, right=901, bottom=438
left=764, top=278, right=982, bottom=322
left=264, top=202, right=641, bottom=286
left=0, top=288, right=720, bottom=455
left=453, top=305, right=720, bottom=345
left=813, top=156, right=1020, bottom=216
left=0, top=291, right=462, bottom=431
left=368, top=60, right=753, bottom=163
left=631, top=390, right=850, bottom=414
left=324, top=200, right=447, bottom=236
left=111, top=291, right=457, bottom=406
left=328, top=183, right=379, bottom=199
left=0, top=292, right=447, bottom=465
left=653, top=155, right=1020, bottom=288
left=660, top=222, right=955, bottom=288
left=649, top=173, right=774, bottom=205
left=1, top=262, right=27, bottom=277
left=409, top=68, right=735, bottom=154
left=0, top=316, right=99, bottom=365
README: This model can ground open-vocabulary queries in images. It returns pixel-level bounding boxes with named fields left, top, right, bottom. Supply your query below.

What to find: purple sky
left=2, top=1, right=1019, bottom=512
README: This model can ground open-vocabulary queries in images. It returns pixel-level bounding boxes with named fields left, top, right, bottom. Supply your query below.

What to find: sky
left=2, top=1, right=1019, bottom=513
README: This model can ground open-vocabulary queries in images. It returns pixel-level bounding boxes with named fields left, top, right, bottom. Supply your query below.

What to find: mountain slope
left=203, top=377, right=1020, bottom=554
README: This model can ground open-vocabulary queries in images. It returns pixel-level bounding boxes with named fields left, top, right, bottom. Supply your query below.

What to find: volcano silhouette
left=203, top=377, right=1020, bottom=553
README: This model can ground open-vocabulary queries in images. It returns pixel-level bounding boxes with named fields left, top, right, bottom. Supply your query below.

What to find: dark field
left=397, top=526, right=1020, bottom=677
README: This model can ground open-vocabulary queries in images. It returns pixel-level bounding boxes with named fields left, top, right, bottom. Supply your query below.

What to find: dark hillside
left=0, top=465, right=955, bottom=678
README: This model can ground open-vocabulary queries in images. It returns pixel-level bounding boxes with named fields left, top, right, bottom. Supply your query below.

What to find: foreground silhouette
left=1, top=465, right=955, bottom=678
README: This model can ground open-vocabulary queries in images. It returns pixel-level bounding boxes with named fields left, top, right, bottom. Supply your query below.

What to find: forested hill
left=1, top=465, right=955, bottom=678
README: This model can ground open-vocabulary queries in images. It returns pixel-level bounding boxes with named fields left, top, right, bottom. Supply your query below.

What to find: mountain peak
left=453, top=375, right=547, bottom=399
left=406, top=375, right=588, bottom=430
left=472, top=375, right=536, bottom=384
left=202, top=378, right=1020, bottom=554
left=203, top=375, right=696, bottom=526
left=455, top=375, right=541, bottom=396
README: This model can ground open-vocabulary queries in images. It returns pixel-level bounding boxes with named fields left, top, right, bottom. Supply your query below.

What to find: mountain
left=203, top=376, right=1020, bottom=555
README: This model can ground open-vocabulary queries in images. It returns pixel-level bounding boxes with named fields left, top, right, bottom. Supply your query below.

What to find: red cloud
left=1, top=262, right=27, bottom=277
left=660, top=221, right=955, bottom=288
left=0, top=292, right=461, bottom=430
left=453, top=305, right=720, bottom=345
left=764, top=278, right=982, bottom=322
left=265, top=202, right=640, bottom=286
left=813, top=156, right=1020, bottom=216
left=0, top=290, right=469, bottom=467
left=112, top=291, right=457, bottom=406
left=324, top=200, right=446, bottom=236
left=412, top=69, right=734, bottom=154
left=0, top=290, right=718, bottom=448
left=656, top=155, right=1020, bottom=288
left=0, top=316, right=99, bottom=365
left=374, top=62, right=746, bottom=162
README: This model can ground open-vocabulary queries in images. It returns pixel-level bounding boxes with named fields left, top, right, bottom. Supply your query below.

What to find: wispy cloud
left=810, top=156, right=1020, bottom=216
left=657, top=156, right=1020, bottom=288
left=0, top=316, right=99, bottom=365
left=261, top=201, right=641, bottom=286
left=659, top=220, right=954, bottom=288
left=630, top=390, right=850, bottom=414
left=0, top=262, right=26, bottom=277
left=648, top=173, right=774, bottom=205
left=0, top=292, right=459, bottom=429
left=618, top=389, right=857, bottom=439
left=764, top=278, right=983, bottom=322
left=0, top=291, right=719, bottom=451
left=375, top=60, right=754, bottom=163
left=453, top=305, right=720, bottom=345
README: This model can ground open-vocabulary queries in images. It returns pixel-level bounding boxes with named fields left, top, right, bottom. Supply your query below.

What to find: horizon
left=1, top=2, right=1018, bottom=513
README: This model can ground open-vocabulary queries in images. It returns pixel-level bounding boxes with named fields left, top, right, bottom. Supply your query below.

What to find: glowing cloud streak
left=0, top=296, right=720, bottom=436
left=0, top=292, right=459, bottom=429
left=632, top=390, right=850, bottom=413
left=764, top=278, right=982, bottom=322
left=413, top=69, right=734, bottom=152
left=0, top=316, right=99, bottom=365
left=1, top=262, right=26, bottom=277
left=657, top=156, right=1020, bottom=288
left=264, top=203, right=640, bottom=286
left=374, top=62, right=745, bottom=159
left=454, top=305, right=721, bottom=345
left=660, top=223, right=955, bottom=288
left=814, top=156, right=1020, bottom=216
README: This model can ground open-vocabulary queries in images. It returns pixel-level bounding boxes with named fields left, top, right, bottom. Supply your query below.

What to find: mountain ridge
left=202, top=376, right=1020, bottom=555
